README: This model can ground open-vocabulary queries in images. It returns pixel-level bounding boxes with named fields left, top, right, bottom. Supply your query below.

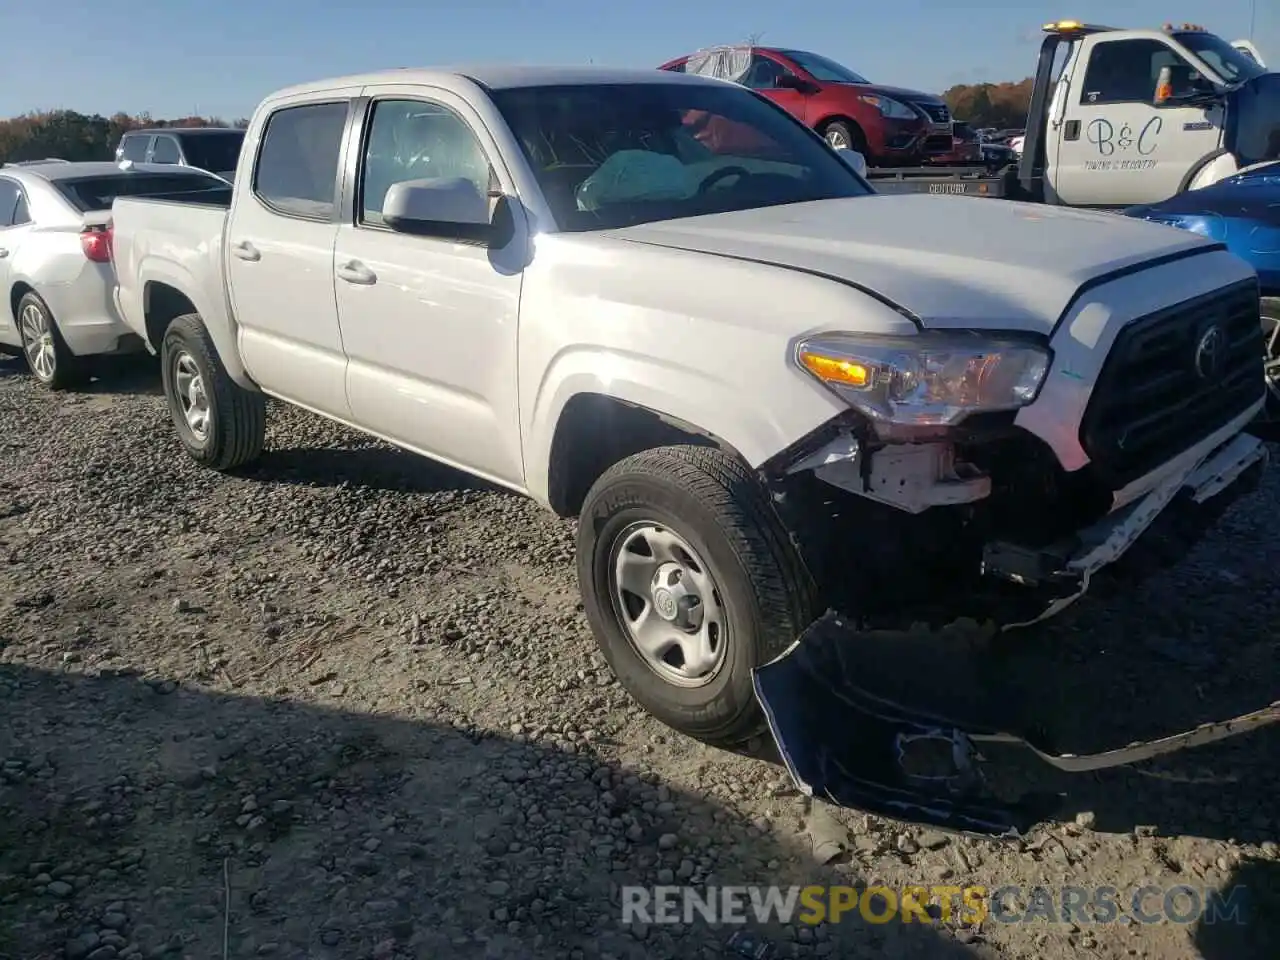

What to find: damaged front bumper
left=753, top=431, right=1275, bottom=837
left=983, top=429, right=1270, bottom=629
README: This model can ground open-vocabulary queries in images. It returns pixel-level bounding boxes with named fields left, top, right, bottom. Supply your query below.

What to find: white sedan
left=0, top=161, right=228, bottom=389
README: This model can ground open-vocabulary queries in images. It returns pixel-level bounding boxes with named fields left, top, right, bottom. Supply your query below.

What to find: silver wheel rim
left=19, top=303, right=56, bottom=382
left=609, top=522, right=728, bottom=688
left=825, top=127, right=849, bottom=150
left=172, top=351, right=211, bottom=442
left=1263, top=312, right=1280, bottom=414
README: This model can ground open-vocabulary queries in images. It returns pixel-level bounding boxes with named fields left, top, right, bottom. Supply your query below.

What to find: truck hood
left=607, top=195, right=1215, bottom=333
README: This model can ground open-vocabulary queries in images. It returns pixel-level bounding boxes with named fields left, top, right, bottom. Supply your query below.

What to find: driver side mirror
left=834, top=145, right=868, bottom=178
left=383, top=177, right=492, bottom=241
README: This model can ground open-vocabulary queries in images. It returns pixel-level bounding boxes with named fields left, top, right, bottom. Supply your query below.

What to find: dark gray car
left=114, top=127, right=245, bottom=183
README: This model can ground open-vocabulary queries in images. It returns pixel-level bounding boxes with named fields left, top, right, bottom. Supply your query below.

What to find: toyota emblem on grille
left=1193, top=325, right=1225, bottom=380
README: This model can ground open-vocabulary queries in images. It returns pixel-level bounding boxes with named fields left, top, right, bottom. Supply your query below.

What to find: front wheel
left=822, top=120, right=866, bottom=156
left=1251, top=297, right=1280, bottom=441
left=160, top=313, right=266, bottom=471
left=576, top=445, right=817, bottom=747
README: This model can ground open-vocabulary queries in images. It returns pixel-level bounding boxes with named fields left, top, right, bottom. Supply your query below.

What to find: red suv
left=658, top=47, right=953, bottom=167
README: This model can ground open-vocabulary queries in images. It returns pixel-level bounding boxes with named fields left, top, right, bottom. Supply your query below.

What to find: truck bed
left=867, top=164, right=1013, bottom=198
left=110, top=194, right=233, bottom=350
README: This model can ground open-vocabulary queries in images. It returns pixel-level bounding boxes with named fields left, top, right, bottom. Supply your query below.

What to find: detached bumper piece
left=754, top=612, right=1059, bottom=837
left=753, top=433, right=1276, bottom=838
left=754, top=611, right=1280, bottom=838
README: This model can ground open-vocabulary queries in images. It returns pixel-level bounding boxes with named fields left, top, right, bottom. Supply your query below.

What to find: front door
left=741, top=54, right=811, bottom=125
left=224, top=93, right=358, bottom=417
left=148, top=135, right=181, bottom=166
left=331, top=89, right=527, bottom=488
left=0, top=178, right=33, bottom=347
left=1052, top=37, right=1224, bottom=207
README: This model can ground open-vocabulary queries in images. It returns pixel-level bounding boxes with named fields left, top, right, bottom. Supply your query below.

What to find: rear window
left=177, top=131, right=245, bottom=173
left=53, top=173, right=228, bottom=212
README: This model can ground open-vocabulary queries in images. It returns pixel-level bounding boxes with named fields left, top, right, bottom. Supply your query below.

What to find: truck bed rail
left=113, top=187, right=233, bottom=209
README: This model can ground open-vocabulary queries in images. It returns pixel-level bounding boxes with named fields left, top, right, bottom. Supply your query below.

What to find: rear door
left=224, top=91, right=361, bottom=416
left=1053, top=36, right=1223, bottom=206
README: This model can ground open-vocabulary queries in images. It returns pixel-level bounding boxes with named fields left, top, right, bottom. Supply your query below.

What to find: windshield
left=775, top=49, right=869, bottom=84
left=177, top=132, right=244, bottom=173
left=1231, top=73, right=1280, bottom=166
left=1176, top=32, right=1269, bottom=84
left=489, top=82, right=870, bottom=232
left=53, top=173, right=229, bottom=212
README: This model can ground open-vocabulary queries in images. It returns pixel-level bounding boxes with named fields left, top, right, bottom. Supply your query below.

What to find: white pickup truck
left=109, top=66, right=1270, bottom=769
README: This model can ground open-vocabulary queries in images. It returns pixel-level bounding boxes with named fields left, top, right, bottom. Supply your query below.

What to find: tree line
left=0, top=79, right=1035, bottom=165
left=941, top=78, right=1034, bottom=129
left=0, top=111, right=248, bottom=165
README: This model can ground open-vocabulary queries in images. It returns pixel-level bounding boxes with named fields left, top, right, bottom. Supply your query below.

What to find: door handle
left=231, top=240, right=261, bottom=262
left=336, top=260, right=377, bottom=285
left=0, top=248, right=9, bottom=258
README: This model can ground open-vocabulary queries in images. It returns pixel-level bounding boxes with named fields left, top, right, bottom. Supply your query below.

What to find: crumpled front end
left=752, top=428, right=1276, bottom=837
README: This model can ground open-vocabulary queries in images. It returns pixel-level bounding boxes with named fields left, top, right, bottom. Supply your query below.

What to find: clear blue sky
left=2, top=0, right=1273, bottom=119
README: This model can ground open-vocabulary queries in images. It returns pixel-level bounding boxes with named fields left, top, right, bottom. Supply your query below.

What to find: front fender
left=514, top=232, right=923, bottom=508
left=1186, top=151, right=1239, bottom=191
left=522, top=345, right=846, bottom=507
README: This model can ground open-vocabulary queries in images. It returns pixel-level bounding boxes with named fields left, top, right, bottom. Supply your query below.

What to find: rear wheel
left=576, top=445, right=817, bottom=746
left=161, top=313, right=266, bottom=471
left=16, top=292, right=86, bottom=391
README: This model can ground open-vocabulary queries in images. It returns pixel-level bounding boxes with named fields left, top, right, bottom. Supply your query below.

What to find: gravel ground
left=0, top=353, right=1277, bottom=960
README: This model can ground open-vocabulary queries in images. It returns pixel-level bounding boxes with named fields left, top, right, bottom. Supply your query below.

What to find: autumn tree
left=0, top=83, right=1035, bottom=166
left=942, top=78, right=1034, bottom=128
left=0, top=110, right=236, bottom=165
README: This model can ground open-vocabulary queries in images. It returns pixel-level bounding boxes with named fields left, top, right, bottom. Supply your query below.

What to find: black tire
left=160, top=313, right=265, bottom=471
left=1252, top=296, right=1280, bottom=441
left=15, top=291, right=87, bottom=391
left=822, top=119, right=866, bottom=156
left=577, top=445, right=817, bottom=746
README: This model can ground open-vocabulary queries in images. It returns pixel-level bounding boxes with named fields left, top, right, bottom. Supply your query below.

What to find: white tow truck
left=877, top=20, right=1280, bottom=204
left=107, top=65, right=1275, bottom=833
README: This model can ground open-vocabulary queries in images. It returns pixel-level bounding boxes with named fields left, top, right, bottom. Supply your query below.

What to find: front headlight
left=795, top=333, right=1051, bottom=426
left=857, top=94, right=919, bottom=120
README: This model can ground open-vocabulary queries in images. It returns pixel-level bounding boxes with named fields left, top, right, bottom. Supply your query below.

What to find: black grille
left=1079, top=278, right=1264, bottom=489
left=916, top=103, right=951, bottom=124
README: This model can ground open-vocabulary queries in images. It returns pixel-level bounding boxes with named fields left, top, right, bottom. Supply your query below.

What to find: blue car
left=1126, top=162, right=1280, bottom=434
